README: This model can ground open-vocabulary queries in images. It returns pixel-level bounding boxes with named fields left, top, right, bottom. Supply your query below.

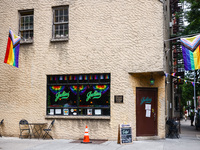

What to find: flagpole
left=194, top=70, right=196, bottom=110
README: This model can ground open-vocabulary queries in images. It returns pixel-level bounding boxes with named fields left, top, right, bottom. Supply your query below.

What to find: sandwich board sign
left=118, top=123, right=132, bottom=145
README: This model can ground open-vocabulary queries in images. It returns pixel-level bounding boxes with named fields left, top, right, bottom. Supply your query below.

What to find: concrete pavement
left=0, top=119, right=200, bottom=150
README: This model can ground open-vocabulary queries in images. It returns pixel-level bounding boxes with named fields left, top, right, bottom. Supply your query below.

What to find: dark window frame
left=19, top=9, right=34, bottom=44
left=46, top=73, right=110, bottom=116
left=51, top=6, right=69, bottom=42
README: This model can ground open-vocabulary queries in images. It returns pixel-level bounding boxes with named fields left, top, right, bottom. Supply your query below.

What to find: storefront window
left=47, top=73, right=110, bottom=116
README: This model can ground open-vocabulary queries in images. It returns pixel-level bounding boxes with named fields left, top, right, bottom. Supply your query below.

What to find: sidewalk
left=0, top=120, right=200, bottom=150
left=180, top=118, right=200, bottom=138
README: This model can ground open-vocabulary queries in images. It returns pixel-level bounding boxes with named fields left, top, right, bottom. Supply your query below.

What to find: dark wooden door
left=136, top=88, right=158, bottom=136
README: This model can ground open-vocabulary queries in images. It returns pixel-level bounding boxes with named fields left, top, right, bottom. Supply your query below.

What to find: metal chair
left=43, top=120, right=55, bottom=140
left=19, top=119, right=31, bottom=139
left=0, top=119, right=4, bottom=137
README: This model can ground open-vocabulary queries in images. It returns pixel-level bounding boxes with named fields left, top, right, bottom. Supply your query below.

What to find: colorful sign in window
left=47, top=73, right=110, bottom=116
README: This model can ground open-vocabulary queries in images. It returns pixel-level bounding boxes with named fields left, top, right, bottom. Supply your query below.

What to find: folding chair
left=19, top=119, right=31, bottom=139
left=0, top=119, right=4, bottom=137
left=43, top=120, right=55, bottom=140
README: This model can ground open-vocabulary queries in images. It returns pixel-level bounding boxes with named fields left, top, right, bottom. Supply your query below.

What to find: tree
left=181, top=0, right=200, bottom=35
left=180, top=79, right=194, bottom=106
left=180, top=70, right=200, bottom=108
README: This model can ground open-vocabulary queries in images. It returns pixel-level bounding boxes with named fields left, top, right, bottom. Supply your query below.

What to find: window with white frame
left=19, top=9, right=34, bottom=42
left=52, top=6, right=69, bottom=40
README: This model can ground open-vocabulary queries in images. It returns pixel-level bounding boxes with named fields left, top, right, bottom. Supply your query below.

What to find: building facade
left=0, top=0, right=166, bottom=140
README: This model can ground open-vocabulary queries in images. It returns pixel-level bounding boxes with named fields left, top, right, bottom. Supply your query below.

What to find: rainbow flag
left=4, top=30, right=21, bottom=68
left=181, top=35, right=200, bottom=70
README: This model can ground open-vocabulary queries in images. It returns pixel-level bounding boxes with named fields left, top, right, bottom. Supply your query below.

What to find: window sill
left=20, top=40, right=33, bottom=44
left=50, top=38, right=68, bottom=42
left=45, top=115, right=110, bottom=120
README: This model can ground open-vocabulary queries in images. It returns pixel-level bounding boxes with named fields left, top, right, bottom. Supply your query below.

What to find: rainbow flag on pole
left=181, top=35, right=200, bottom=71
left=4, top=30, right=21, bottom=68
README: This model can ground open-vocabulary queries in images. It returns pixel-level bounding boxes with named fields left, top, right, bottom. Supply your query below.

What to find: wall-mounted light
left=150, top=78, right=155, bottom=85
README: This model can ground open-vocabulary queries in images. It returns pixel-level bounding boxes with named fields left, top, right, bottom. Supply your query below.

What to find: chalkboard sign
left=118, top=124, right=132, bottom=144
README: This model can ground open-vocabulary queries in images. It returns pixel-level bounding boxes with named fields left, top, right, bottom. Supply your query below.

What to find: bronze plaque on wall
left=114, top=95, right=123, bottom=103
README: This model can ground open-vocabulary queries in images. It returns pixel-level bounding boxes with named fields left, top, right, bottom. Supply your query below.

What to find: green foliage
left=180, top=71, right=200, bottom=107
left=181, top=0, right=200, bottom=35
left=180, top=79, right=194, bottom=106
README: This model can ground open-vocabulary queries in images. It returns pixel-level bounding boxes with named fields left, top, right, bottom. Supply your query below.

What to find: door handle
left=154, top=113, right=156, bottom=121
left=152, top=109, right=156, bottom=121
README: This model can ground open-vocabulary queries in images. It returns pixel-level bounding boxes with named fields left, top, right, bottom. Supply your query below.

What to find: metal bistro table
left=29, top=123, right=47, bottom=139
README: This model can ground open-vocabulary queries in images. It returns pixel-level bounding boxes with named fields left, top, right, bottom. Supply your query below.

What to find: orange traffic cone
left=81, top=125, right=92, bottom=143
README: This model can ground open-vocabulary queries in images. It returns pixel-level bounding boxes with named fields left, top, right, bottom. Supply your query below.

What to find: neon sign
left=86, top=91, right=101, bottom=102
left=55, top=91, right=70, bottom=102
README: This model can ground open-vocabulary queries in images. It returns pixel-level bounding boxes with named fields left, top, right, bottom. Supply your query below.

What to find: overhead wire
left=164, top=33, right=200, bottom=42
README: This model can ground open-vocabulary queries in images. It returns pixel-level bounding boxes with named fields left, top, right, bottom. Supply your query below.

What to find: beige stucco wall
left=0, top=0, right=165, bottom=140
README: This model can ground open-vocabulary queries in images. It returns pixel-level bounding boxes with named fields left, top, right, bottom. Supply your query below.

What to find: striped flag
left=4, top=30, right=21, bottom=68
left=181, top=35, right=200, bottom=70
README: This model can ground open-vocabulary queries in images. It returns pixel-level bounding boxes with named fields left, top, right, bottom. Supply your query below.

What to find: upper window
left=19, top=9, right=34, bottom=43
left=47, top=73, right=110, bottom=116
left=52, top=6, right=69, bottom=40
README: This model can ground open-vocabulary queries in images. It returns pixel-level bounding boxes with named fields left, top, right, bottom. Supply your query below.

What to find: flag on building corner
left=180, top=34, right=200, bottom=71
left=4, top=30, right=21, bottom=68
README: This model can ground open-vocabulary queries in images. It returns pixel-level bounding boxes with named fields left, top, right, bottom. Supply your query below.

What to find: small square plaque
left=114, top=95, right=123, bottom=103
